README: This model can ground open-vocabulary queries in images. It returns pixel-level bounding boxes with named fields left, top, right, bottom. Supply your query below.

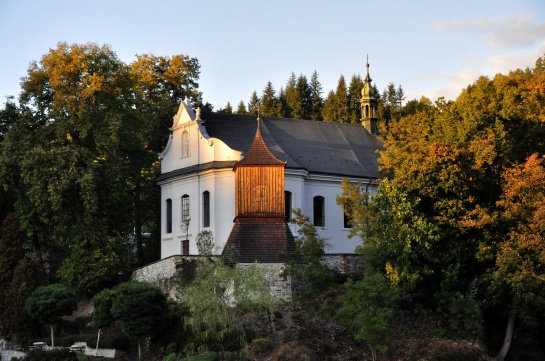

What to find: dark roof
left=222, top=217, right=296, bottom=263
left=237, top=120, right=286, bottom=166
left=156, top=161, right=238, bottom=183
left=202, top=112, right=382, bottom=178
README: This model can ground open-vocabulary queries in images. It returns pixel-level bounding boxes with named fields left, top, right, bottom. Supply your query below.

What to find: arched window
left=365, top=105, right=369, bottom=118
left=284, top=191, right=292, bottom=221
left=181, top=131, right=190, bottom=158
left=166, top=199, right=172, bottom=233
left=313, top=196, right=325, bottom=227
left=343, top=206, right=352, bottom=228
left=202, top=191, right=210, bottom=228
left=181, top=194, right=190, bottom=224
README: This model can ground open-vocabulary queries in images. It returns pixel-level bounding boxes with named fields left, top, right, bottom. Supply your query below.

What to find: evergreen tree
left=283, top=73, right=298, bottom=118
left=3, top=256, right=46, bottom=345
left=296, top=74, right=312, bottom=119
left=260, top=81, right=282, bottom=117
left=348, top=74, right=364, bottom=124
left=247, top=91, right=260, bottom=115
left=236, top=100, right=247, bottom=114
left=322, top=75, right=349, bottom=122
left=218, top=101, right=233, bottom=113
left=310, top=70, right=324, bottom=121
left=321, top=90, right=336, bottom=123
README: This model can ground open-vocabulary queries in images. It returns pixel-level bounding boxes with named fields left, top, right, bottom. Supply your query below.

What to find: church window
left=343, top=206, right=352, bottom=228
left=166, top=199, right=172, bottom=233
left=313, top=196, right=325, bottom=227
left=181, top=195, right=190, bottom=224
left=285, top=191, right=292, bottom=221
left=365, top=105, right=369, bottom=118
left=202, top=191, right=210, bottom=228
left=182, top=131, right=190, bottom=158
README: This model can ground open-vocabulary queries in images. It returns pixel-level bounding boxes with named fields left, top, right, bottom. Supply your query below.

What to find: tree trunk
left=496, top=311, right=515, bottom=361
left=50, top=324, right=54, bottom=348
left=133, top=177, right=144, bottom=264
left=138, top=338, right=142, bottom=361
left=95, top=328, right=101, bottom=356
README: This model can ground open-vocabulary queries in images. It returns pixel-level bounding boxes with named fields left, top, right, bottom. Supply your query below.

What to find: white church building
left=157, top=64, right=383, bottom=259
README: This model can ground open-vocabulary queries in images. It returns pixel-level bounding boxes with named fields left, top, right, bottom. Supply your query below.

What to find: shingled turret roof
left=236, top=119, right=286, bottom=166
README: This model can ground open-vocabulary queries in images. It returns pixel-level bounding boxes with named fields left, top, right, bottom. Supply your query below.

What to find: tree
left=296, top=74, right=312, bottom=119
left=309, top=70, right=324, bottom=121
left=322, top=75, right=349, bottom=122
left=2, top=257, right=46, bottom=345
left=282, top=208, right=333, bottom=303
left=110, top=282, right=169, bottom=361
left=218, top=102, right=233, bottom=113
left=260, top=81, right=282, bottom=117
left=338, top=180, right=442, bottom=301
left=236, top=100, right=247, bottom=114
left=91, top=289, right=117, bottom=354
left=247, top=91, right=260, bottom=116
left=282, top=72, right=298, bottom=118
left=0, top=213, right=47, bottom=345
left=466, top=154, right=545, bottom=360
left=336, top=271, right=399, bottom=361
left=184, top=260, right=275, bottom=352
left=348, top=74, right=364, bottom=124
left=129, top=53, right=202, bottom=264
left=25, top=283, right=77, bottom=347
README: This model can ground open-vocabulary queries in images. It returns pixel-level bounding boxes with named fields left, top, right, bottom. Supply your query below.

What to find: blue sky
left=1, top=0, right=544, bottom=110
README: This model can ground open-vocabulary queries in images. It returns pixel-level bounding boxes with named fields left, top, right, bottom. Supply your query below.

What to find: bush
left=249, top=338, right=270, bottom=355
left=269, top=341, right=318, bottom=361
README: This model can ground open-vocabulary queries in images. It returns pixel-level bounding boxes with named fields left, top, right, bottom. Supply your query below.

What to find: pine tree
left=236, top=100, right=247, bottom=114
left=218, top=102, right=233, bottom=113
left=321, top=90, right=336, bottom=123
left=348, top=74, right=364, bottom=124
left=310, top=70, right=324, bottom=121
left=283, top=73, right=298, bottom=118
left=247, top=91, right=260, bottom=115
left=322, top=75, right=349, bottom=122
left=260, top=81, right=282, bottom=117
left=296, top=74, right=312, bottom=119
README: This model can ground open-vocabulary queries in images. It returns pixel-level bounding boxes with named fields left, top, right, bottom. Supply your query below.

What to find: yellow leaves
left=385, top=262, right=400, bottom=287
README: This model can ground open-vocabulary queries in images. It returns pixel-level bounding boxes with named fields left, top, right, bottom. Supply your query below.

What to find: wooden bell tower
left=222, top=119, right=295, bottom=263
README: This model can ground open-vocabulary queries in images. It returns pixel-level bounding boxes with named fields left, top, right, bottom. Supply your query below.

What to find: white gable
left=158, top=99, right=242, bottom=174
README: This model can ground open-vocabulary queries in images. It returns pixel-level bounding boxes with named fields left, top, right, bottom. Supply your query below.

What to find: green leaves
left=25, top=283, right=76, bottom=325
left=183, top=260, right=275, bottom=350
left=110, top=282, right=169, bottom=339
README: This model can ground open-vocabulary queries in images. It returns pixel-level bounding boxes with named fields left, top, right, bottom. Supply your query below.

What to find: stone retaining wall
left=321, top=254, right=364, bottom=275
left=132, top=255, right=212, bottom=301
left=1, top=350, right=27, bottom=361
left=132, top=254, right=363, bottom=303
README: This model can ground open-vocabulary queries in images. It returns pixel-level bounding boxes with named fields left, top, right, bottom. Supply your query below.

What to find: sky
left=1, top=0, right=544, bottom=111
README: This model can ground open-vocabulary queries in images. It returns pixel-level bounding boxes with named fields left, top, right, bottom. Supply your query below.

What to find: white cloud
left=413, top=69, right=482, bottom=102
left=436, top=15, right=545, bottom=49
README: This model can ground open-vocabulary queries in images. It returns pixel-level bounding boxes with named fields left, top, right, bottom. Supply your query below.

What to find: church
left=157, top=63, right=383, bottom=260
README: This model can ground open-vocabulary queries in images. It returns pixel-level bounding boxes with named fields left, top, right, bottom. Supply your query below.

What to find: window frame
left=313, top=195, right=325, bottom=227
left=202, top=191, right=210, bottom=228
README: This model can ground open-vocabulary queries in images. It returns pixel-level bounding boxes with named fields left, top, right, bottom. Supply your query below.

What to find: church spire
left=360, top=56, right=378, bottom=134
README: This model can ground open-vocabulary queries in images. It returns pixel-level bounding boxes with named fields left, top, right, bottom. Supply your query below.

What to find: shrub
left=249, top=338, right=270, bottom=355
left=269, top=341, right=318, bottom=361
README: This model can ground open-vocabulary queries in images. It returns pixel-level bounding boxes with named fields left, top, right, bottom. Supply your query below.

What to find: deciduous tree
left=110, top=282, right=169, bottom=361
left=25, top=283, right=77, bottom=347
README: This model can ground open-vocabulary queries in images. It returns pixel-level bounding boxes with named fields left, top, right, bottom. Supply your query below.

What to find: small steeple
left=360, top=56, right=378, bottom=134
